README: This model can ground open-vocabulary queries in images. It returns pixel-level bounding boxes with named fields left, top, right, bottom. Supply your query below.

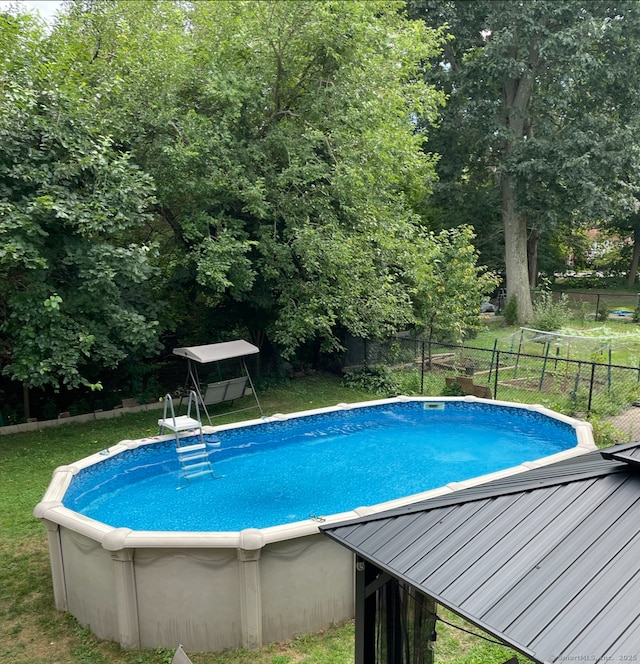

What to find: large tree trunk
left=502, top=173, right=534, bottom=323
left=627, top=224, right=640, bottom=286
left=499, top=44, right=538, bottom=325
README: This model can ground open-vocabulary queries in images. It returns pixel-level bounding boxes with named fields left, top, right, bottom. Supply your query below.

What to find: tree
left=53, top=0, right=474, bottom=359
left=410, top=225, right=499, bottom=345
left=410, top=0, right=640, bottom=323
left=597, top=212, right=640, bottom=285
left=0, top=12, right=159, bottom=398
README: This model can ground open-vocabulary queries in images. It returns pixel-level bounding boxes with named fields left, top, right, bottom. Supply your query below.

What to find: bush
left=588, top=416, right=627, bottom=447
left=342, top=365, right=400, bottom=395
left=596, top=301, right=610, bottom=322
left=441, top=380, right=465, bottom=396
left=395, top=369, right=423, bottom=396
left=574, top=300, right=595, bottom=326
left=504, top=295, right=518, bottom=326
left=532, top=290, right=570, bottom=331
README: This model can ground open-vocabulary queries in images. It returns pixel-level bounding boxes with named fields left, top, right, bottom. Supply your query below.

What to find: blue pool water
left=64, top=401, right=578, bottom=531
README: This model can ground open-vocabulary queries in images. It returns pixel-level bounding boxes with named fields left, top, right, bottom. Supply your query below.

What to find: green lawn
left=470, top=311, right=640, bottom=367
left=1, top=373, right=529, bottom=663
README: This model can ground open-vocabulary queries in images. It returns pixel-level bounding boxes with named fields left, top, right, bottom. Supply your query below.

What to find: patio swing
left=172, top=340, right=263, bottom=425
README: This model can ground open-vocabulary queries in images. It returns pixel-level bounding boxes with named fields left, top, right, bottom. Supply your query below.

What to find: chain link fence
left=539, top=290, right=639, bottom=321
left=344, top=336, right=640, bottom=444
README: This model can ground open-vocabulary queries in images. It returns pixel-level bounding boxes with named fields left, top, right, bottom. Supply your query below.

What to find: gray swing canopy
left=173, top=340, right=263, bottom=423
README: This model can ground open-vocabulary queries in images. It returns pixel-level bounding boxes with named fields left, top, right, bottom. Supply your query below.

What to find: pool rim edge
left=34, top=395, right=596, bottom=551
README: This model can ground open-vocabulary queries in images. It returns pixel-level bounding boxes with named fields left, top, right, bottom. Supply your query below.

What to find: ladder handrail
left=158, top=391, right=215, bottom=486
left=161, top=391, right=202, bottom=431
left=161, top=393, right=176, bottom=427
left=185, top=389, right=202, bottom=423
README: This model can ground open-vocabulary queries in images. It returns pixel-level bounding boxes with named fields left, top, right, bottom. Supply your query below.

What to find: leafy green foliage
left=1, top=2, right=498, bottom=400
left=532, top=290, right=570, bottom=331
left=0, top=12, right=160, bottom=390
left=504, top=296, right=519, bottom=326
left=588, top=417, right=627, bottom=448
left=412, top=0, right=640, bottom=323
left=410, top=225, right=499, bottom=343
left=558, top=273, right=630, bottom=291
left=596, top=302, right=610, bottom=322
left=342, top=365, right=400, bottom=396
left=441, top=380, right=465, bottom=397
left=50, top=1, right=454, bottom=358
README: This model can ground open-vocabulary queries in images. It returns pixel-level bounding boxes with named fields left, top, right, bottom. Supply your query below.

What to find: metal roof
left=322, top=445, right=640, bottom=664
left=172, top=340, right=259, bottom=364
left=601, top=440, right=640, bottom=468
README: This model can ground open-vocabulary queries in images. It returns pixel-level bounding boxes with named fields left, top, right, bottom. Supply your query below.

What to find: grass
left=2, top=372, right=529, bottom=663
left=457, top=313, right=640, bottom=424
left=473, top=313, right=640, bottom=359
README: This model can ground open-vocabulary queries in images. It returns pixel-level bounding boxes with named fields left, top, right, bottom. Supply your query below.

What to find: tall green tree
left=0, top=12, right=159, bottom=395
left=52, top=0, right=483, bottom=358
left=411, top=0, right=640, bottom=322
left=599, top=212, right=640, bottom=285
left=410, top=225, right=499, bottom=344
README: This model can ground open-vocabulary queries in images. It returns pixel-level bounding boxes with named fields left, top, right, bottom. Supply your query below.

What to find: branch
left=442, top=41, right=461, bottom=74
left=153, top=204, right=185, bottom=246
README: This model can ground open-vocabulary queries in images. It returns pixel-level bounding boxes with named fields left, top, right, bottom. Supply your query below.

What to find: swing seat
left=203, top=376, right=248, bottom=406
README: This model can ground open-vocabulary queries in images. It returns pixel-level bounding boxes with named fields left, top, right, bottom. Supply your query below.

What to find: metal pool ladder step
left=175, top=441, right=215, bottom=481
left=158, top=391, right=217, bottom=485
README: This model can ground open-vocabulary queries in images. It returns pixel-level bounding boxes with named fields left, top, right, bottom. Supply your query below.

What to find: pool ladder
left=158, top=391, right=217, bottom=486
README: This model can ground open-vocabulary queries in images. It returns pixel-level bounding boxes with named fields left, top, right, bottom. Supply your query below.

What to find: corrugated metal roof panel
left=322, top=445, right=640, bottom=664
left=601, top=440, right=640, bottom=467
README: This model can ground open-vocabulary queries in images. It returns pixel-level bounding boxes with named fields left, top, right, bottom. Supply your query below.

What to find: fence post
left=493, top=350, right=500, bottom=399
left=539, top=342, right=551, bottom=391
left=587, top=362, right=596, bottom=415
left=514, top=329, right=524, bottom=379
left=572, top=361, right=582, bottom=411
left=488, top=339, right=497, bottom=385
left=595, top=293, right=600, bottom=320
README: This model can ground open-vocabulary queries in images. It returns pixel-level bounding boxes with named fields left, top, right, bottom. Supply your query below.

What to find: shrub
left=588, top=416, right=628, bottom=447
left=532, top=290, right=570, bottom=331
left=596, top=301, right=610, bottom=322
left=557, top=274, right=626, bottom=290
left=441, top=380, right=465, bottom=396
left=575, top=300, right=595, bottom=326
left=395, top=369, right=423, bottom=396
left=342, top=365, right=400, bottom=395
left=504, top=295, right=518, bottom=326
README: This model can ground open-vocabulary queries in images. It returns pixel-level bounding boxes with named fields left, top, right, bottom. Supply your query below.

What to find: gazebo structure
left=173, top=340, right=263, bottom=424
left=322, top=442, right=640, bottom=664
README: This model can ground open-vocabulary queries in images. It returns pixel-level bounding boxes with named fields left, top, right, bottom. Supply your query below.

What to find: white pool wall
left=34, top=396, right=596, bottom=652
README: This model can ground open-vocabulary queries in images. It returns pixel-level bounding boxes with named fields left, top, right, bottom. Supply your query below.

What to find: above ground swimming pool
left=35, top=396, right=596, bottom=653
left=65, top=399, right=584, bottom=532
